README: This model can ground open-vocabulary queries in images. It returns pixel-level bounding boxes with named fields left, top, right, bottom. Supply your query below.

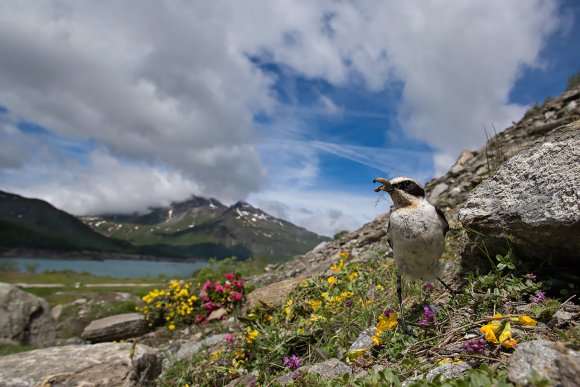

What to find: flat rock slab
left=81, top=313, right=148, bottom=343
left=0, top=282, right=56, bottom=346
left=0, top=342, right=162, bottom=387
left=246, top=277, right=304, bottom=309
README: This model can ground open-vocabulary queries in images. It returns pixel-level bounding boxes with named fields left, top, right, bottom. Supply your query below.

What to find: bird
left=373, top=176, right=450, bottom=333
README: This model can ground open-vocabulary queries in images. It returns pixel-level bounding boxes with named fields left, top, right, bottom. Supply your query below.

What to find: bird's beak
left=373, top=177, right=392, bottom=192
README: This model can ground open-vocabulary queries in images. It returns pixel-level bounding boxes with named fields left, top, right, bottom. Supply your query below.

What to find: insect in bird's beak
left=373, top=177, right=393, bottom=193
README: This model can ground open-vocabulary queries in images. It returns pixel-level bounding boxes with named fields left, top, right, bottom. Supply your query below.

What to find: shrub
left=137, top=273, right=245, bottom=329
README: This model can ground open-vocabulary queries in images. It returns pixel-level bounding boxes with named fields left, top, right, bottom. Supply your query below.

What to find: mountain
left=0, top=190, right=131, bottom=254
left=81, top=196, right=328, bottom=262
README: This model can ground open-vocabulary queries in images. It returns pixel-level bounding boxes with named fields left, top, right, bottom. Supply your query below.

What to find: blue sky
left=0, top=1, right=578, bottom=236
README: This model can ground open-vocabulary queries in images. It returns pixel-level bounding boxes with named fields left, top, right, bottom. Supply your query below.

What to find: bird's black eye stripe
left=393, top=180, right=425, bottom=197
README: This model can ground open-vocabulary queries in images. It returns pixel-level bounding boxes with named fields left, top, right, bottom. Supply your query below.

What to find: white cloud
left=0, top=1, right=564, bottom=232
left=3, top=148, right=201, bottom=216
left=250, top=189, right=387, bottom=237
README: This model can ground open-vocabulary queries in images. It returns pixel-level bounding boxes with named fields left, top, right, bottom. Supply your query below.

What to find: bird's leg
left=397, top=273, right=411, bottom=335
left=437, top=277, right=456, bottom=296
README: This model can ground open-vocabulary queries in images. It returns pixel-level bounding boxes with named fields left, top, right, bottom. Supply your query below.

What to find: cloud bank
left=0, top=1, right=563, bottom=235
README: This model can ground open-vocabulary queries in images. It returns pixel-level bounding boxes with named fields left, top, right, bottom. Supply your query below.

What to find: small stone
left=349, top=327, right=377, bottom=352
left=81, top=313, right=148, bottom=343
left=425, top=362, right=472, bottom=381
left=175, top=333, right=228, bottom=360
left=550, top=310, right=576, bottom=328
left=207, top=307, right=228, bottom=322
left=51, top=304, right=63, bottom=320
left=306, top=358, right=351, bottom=379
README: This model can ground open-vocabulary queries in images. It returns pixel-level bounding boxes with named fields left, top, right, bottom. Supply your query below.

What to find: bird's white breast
left=388, top=200, right=445, bottom=281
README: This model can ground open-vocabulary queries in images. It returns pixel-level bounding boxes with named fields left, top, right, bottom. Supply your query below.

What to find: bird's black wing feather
left=435, top=206, right=449, bottom=236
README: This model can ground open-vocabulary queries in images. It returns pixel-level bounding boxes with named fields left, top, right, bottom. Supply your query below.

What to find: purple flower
left=291, top=372, right=301, bottom=380
left=422, top=283, right=435, bottom=293
left=525, top=273, right=537, bottom=282
left=383, top=308, right=395, bottom=318
left=463, top=338, right=487, bottom=354
left=345, top=298, right=353, bottom=307
left=283, top=355, right=302, bottom=370
left=530, top=290, right=546, bottom=304
left=418, top=306, right=436, bottom=329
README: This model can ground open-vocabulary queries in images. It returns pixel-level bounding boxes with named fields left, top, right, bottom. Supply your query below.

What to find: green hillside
left=0, top=191, right=131, bottom=253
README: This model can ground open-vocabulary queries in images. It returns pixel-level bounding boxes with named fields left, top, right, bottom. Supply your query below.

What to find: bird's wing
left=435, top=206, right=449, bottom=236
left=386, top=219, right=393, bottom=249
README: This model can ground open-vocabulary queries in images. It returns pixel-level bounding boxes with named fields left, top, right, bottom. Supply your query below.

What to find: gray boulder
left=0, top=342, right=162, bottom=386
left=459, top=120, right=580, bottom=264
left=507, top=340, right=560, bottom=385
left=0, top=282, right=56, bottom=346
left=81, top=313, right=148, bottom=343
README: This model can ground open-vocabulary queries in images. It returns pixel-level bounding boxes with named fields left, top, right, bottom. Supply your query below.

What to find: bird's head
left=373, top=176, right=426, bottom=207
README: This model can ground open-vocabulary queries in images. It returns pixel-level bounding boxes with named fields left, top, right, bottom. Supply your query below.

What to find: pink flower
left=201, top=281, right=212, bottom=291
left=225, top=273, right=235, bottom=281
left=195, top=314, right=205, bottom=323
left=233, top=279, right=244, bottom=289
left=204, top=301, right=215, bottom=311
left=224, top=283, right=232, bottom=291
left=225, top=332, right=235, bottom=344
left=215, top=285, right=224, bottom=293
left=230, top=292, right=242, bottom=301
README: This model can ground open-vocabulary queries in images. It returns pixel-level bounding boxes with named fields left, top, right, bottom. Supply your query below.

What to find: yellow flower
left=499, top=322, right=517, bottom=348
left=168, top=323, right=175, bottom=330
left=345, top=348, right=367, bottom=362
left=341, top=291, right=354, bottom=299
left=321, top=292, right=329, bottom=299
left=348, top=272, right=359, bottom=281
left=438, top=358, right=463, bottom=366
left=330, top=259, right=345, bottom=272
left=375, top=284, right=384, bottom=291
left=245, top=329, right=259, bottom=344
left=371, top=333, right=381, bottom=346
left=264, top=315, right=273, bottom=322
left=210, top=349, right=224, bottom=361
left=480, top=324, right=499, bottom=344
left=517, top=315, right=537, bottom=326
left=376, top=313, right=398, bottom=332
left=309, top=300, right=322, bottom=310
left=339, top=251, right=349, bottom=259
left=310, top=314, right=325, bottom=322
left=328, top=276, right=337, bottom=284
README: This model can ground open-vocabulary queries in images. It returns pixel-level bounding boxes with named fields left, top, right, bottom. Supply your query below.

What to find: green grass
left=160, top=243, right=557, bottom=386
left=0, top=343, right=37, bottom=357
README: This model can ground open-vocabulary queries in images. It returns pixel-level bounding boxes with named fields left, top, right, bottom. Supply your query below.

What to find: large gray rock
left=81, top=313, right=148, bottom=343
left=507, top=340, right=560, bottom=385
left=0, top=282, right=56, bottom=346
left=459, top=120, right=580, bottom=264
left=0, top=342, right=162, bottom=386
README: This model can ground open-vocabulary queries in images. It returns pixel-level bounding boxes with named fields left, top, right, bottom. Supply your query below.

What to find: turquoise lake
left=0, top=257, right=208, bottom=279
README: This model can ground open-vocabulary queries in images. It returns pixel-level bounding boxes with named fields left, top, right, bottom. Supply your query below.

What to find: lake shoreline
left=0, top=247, right=205, bottom=264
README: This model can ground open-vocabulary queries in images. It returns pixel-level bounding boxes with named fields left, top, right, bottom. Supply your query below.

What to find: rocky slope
left=253, top=85, right=580, bottom=285
left=82, top=197, right=328, bottom=262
